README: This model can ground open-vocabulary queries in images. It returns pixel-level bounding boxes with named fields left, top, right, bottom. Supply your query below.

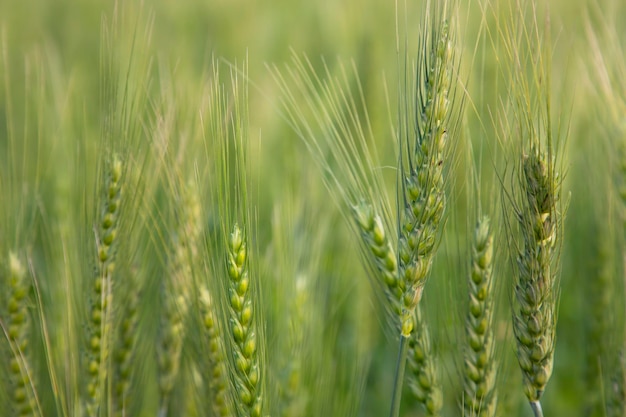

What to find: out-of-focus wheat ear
left=278, top=272, right=310, bottom=417
left=158, top=182, right=202, bottom=417
left=85, top=154, right=123, bottom=417
left=4, top=252, right=38, bottom=417
left=606, top=350, right=626, bottom=417
left=353, top=202, right=402, bottom=320
left=112, top=280, right=140, bottom=417
left=512, top=148, right=561, bottom=417
left=463, top=217, right=497, bottom=417
left=199, top=287, right=233, bottom=417
left=406, top=306, right=442, bottom=417
left=226, top=224, right=262, bottom=417
left=583, top=232, right=614, bottom=417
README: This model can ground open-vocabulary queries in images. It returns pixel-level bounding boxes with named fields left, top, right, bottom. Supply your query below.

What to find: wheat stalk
left=389, top=8, right=456, bottom=417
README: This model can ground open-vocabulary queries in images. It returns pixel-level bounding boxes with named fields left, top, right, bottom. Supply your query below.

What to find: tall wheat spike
left=463, top=217, right=497, bottom=417
left=512, top=147, right=561, bottom=417
left=85, top=155, right=123, bottom=417
left=225, top=224, right=262, bottom=417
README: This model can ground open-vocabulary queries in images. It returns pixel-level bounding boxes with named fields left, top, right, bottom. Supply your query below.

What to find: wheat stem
left=389, top=334, right=410, bottom=417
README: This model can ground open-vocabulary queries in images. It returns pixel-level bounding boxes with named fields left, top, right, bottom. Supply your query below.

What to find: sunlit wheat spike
left=226, top=224, right=262, bottom=417
left=397, top=17, right=454, bottom=337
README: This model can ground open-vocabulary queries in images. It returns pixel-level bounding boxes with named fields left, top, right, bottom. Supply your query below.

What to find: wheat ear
left=406, top=306, right=442, bottom=416
left=390, top=14, right=454, bottom=417
left=512, top=148, right=561, bottom=416
left=5, top=252, right=37, bottom=417
left=353, top=202, right=402, bottom=318
left=158, top=183, right=202, bottom=416
left=463, top=217, right=497, bottom=417
left=398, top=19, right=452, bottom=336
left=112, top=281, right=139, bottom=417
left=226, top=224, right=262, bottom=417
left=607, top=350, right=626, bottom=417
left=199, top=287, right=233, bottom=417
left=85, top=155, right=123, bottom=417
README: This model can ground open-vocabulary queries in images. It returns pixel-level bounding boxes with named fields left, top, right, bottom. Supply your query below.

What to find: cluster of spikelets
left=4, top=253, right=37, bottom=417
left=511, top=147, right=561, bottom=415
left=225, top=224, right=262, bottom=417
left=397, top=20, right=452, bottom=337
left=85, top=155, right=124, bottom=417
left=463, top=217, right=497, bottom=417
left=157, top=182, right=202, bottom=416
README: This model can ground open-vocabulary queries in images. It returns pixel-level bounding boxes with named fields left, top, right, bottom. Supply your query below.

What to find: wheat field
left=1, top=0, right=625, bottom=416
